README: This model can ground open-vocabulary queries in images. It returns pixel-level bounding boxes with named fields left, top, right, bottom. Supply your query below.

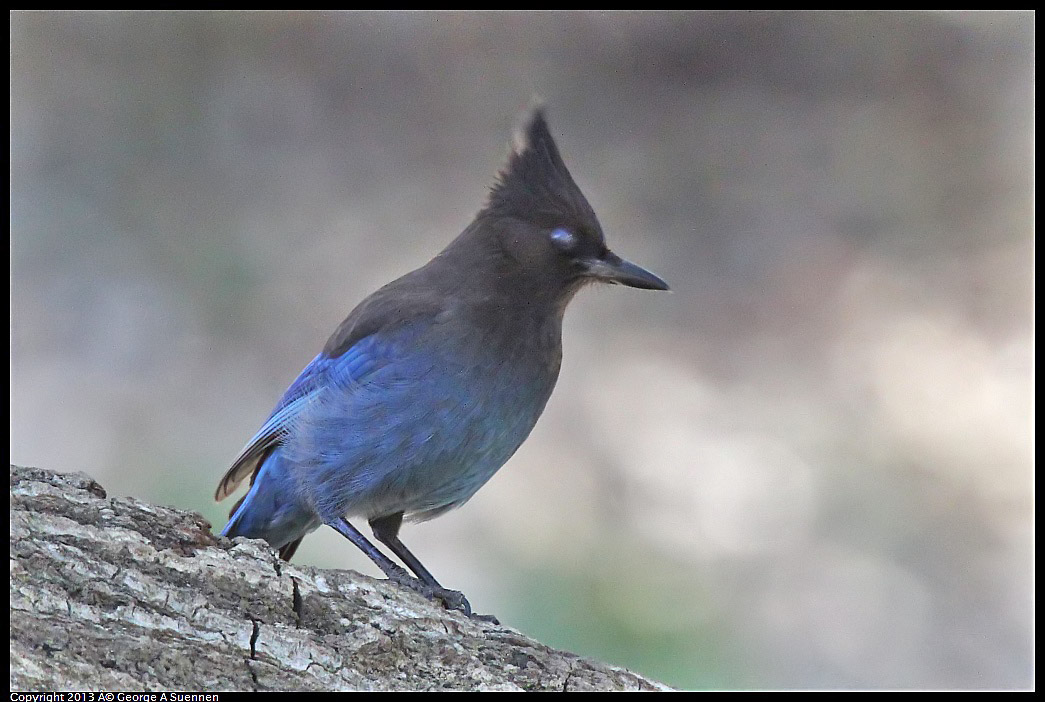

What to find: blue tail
left=222, top=451, right=319, bottom=554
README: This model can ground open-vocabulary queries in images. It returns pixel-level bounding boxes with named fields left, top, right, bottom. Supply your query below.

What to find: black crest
left=483, top=109, right=599, bottom=230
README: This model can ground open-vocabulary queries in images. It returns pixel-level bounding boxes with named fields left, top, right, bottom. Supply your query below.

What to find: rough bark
left=10, top=465, right=669, bottom=692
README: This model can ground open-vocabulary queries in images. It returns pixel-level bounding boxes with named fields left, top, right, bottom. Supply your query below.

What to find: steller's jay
left=215, top=108, right=668, bottom=619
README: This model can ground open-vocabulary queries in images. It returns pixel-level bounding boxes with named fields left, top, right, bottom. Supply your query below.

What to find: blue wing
left=214, top=335, right=390, bottom=501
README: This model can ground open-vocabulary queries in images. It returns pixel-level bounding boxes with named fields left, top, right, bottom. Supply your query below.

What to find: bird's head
left=461, top=108, right=668, bottom=302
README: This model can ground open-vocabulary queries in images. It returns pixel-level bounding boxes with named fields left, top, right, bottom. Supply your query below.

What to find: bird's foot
left=469, top=612, right=501, bottom=625
left=387, top=573, right=499, bottom=624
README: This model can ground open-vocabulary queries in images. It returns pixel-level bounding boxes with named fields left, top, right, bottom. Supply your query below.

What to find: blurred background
left=11, top=11, right=1033, bottom=690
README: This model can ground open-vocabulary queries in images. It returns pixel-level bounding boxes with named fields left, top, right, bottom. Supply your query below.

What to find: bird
left=215, top=108, right=668, bottom=619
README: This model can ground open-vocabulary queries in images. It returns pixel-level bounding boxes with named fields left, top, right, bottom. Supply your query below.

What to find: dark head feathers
left=482, top=109, right=601, bottom=235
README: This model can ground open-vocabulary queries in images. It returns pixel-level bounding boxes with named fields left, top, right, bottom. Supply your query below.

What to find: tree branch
left=10, top=465, right=669, bottom=691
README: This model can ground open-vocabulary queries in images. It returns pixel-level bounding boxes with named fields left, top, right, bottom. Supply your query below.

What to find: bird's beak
left=581, top=251, right=670, bottom=291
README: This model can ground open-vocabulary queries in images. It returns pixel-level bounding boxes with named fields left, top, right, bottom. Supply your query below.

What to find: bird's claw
left=469, top=612, right=501, bottom=625
left=387, top=573, right=499, bottom=624
left=432, top=588, right=500, bottom=624
left=429, top=585, right=472, bottom=616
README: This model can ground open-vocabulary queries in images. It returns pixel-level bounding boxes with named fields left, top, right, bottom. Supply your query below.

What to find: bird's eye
left=549, top=228, right=577, bottom=251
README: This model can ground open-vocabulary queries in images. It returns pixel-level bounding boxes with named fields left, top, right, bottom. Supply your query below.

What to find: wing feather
left=214, top=354, right=329, bottom=501
left=216, top=278, right=448, bottom=503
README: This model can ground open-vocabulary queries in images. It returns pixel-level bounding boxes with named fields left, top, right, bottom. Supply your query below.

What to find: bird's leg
left=367, top=512, right=469, bottom=614
left=327, top=517, right=411, bottom=581
left=368, top=513, right=439, bottom=584
left=369, top=512, right=499, bottom=624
